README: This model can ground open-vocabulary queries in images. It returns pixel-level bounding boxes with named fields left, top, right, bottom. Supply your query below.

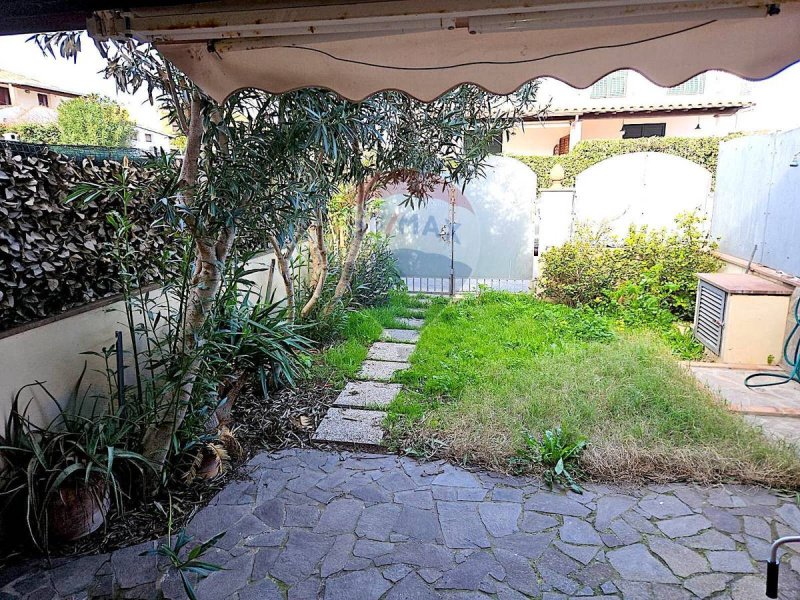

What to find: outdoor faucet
left=766, top=535, right=800, bottom=597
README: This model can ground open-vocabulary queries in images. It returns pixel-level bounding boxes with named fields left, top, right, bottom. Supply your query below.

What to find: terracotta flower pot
left=48, top=477, right=110, bottom=542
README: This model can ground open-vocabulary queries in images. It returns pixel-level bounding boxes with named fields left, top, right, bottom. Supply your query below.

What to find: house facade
left=0, top=69, right=80, bottom=127
left=1, top=69, right=173, bottom=151
left=504, top=70, right=753, bottom=156
left=131, top=124, right=175, bottom=153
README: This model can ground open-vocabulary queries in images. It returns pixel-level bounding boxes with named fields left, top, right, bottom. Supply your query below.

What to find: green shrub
left=509, top=135, right=740, bottom=190
left=351, top=233, right=403, bottom=307
left=540, top=213, right=720, bottom=321
left=539, top=213, right=718, bottom=358
left=0, top=123, right=60, bottom=144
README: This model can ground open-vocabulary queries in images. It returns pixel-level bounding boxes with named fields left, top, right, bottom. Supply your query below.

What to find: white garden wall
left=573, top=152, right=712, bottom=238
left=712, top=128, right=800, bottom=278
left=0, top=253, right=285, bottom=429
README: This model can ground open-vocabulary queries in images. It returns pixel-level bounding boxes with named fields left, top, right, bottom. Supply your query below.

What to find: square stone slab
left=368, top=342, right=415, bottom=362
left=397, top=318, right=425, bottom=329
left=381, top=328, right=420, bottom=343
left=333, top=381, right=402, bottom=409
left=358, top=360, right=410, bottom=381
left=312, top=408, right=385, bottom=445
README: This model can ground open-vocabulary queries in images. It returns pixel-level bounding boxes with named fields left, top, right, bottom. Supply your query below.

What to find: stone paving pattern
left=367, top=342, right=416, bottom=363
left=5, top=448, right=800, bottom=600
left=356, top=360, right=410, bottom=382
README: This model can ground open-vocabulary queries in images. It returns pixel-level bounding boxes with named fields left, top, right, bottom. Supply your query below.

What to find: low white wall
left=0, top=252, right=285, bottom=429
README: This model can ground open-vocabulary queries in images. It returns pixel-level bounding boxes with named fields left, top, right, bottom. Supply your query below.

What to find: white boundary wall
left=0, top=253, right=284, bottom=428
left=712, top=128, right=800, bottom=278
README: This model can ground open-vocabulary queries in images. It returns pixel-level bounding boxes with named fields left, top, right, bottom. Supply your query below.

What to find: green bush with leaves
left=351, top=233, right=403, bottom=308
left=56, top=94, right=136, bottom=148
left=540, top=213, right=721, bottom=321
left=539, top=213, right=719, bottom=358
left=510, top=135, right=740, bottom=190
left=0, top=123, right=60, bottom=144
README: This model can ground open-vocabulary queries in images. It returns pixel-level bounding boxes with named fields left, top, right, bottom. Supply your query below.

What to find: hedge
left=509, top=135, right=741, bottom=190
left=0, top=123, right=60, bottom=145
left=0, top=144, right=174, bottom=330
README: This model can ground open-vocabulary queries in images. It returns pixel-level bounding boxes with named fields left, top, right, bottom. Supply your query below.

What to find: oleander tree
left=312, top=87, right=539, bottom=317
left=31, top=31, right=538, bottom=476
left=31, top=32, right=362, bottom=474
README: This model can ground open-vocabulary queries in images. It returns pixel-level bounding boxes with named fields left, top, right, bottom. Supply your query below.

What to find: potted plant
left=0, top=382, right=152, bottom=550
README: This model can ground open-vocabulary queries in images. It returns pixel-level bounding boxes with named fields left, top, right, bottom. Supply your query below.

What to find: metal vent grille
left=694, top=280, right=727, bottom=355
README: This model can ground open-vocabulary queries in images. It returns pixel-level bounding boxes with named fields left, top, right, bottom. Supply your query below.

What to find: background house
left=505, top=70, right=752, bottom=156
left=131, top=124, right=175, bottom=153
left=0, top=68, right=173, bottom=151
left=0, top=68, right=79, bottom=128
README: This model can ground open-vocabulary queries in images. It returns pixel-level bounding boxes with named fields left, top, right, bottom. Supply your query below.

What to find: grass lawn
left=388, top=291, right=800, bottom=488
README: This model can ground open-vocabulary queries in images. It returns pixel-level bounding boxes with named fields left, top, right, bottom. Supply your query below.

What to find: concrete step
left=312, top=407, right=385, bottom=446
left=333, top=381, right=402, bottom=409
left=397, top=318, right=425, bottom=330
left=381, top=328, right=420, bottom=343
left=368, top=341, right=415, bottom=362
left=358, top=360, right=410, bottom=381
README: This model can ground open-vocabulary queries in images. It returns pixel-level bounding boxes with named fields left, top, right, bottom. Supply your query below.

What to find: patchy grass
left=388, top=291, right=800, bottom=488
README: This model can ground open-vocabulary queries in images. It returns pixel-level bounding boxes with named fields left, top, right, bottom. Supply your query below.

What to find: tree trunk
left=141, top=96, right=237, bottom=476
left=141, top=94, right=203, bottom=473
left=324, top=178, right=373, bottom=315
left=301, top=210, right=328, bottom=319
left=269, top=234, right=296, bottom=322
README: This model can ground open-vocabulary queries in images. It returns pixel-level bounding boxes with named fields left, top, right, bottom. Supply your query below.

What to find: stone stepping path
left=314, top=302, right=427, bottom=446
left=368, top=341, right=415, bottom=362
left=357, top=360, right=411, bottom=381
left=333, top=381, right=402, bottom=409
left=311, top=408, right=386, bottom=446
left=381, top=328, right=420, bottom=343
left=397, top=317, right=425, bottom=329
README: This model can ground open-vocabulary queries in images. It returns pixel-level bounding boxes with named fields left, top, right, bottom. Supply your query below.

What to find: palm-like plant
left=0, top=377, right=152, bottom=551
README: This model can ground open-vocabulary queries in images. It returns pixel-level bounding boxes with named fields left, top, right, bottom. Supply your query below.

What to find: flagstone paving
left=396, top=317, right=425, bottom=329
left=355, top=360, right=410, bottom=382
left=4, top=448, right=800, bottom=599
left=311, top=408, right=386, bottom=446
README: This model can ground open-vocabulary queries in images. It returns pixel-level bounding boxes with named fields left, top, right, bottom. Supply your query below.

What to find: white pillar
left=569, top=116, right=582, bottom=151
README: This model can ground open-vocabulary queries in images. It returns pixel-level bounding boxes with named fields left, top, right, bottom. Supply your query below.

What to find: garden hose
left=745, top=296, right=800, bottom=389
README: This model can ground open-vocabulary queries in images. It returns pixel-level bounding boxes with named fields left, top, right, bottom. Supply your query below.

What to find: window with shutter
left=590, top=72, right=628, bottom=99
left=0, top=87, right=10, bottom=105
left=554, top=134, right=570, bottom=155
left=667, top=74, right=706, bottom=95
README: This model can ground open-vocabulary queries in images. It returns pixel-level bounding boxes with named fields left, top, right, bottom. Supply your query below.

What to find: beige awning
left=89, top=1, right=800, bottom=102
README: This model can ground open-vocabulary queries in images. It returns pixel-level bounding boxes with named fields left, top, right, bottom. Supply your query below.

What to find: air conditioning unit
left=694, top=273, right=793, bottom=364
left=1, top=132, right=19, bottom=141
